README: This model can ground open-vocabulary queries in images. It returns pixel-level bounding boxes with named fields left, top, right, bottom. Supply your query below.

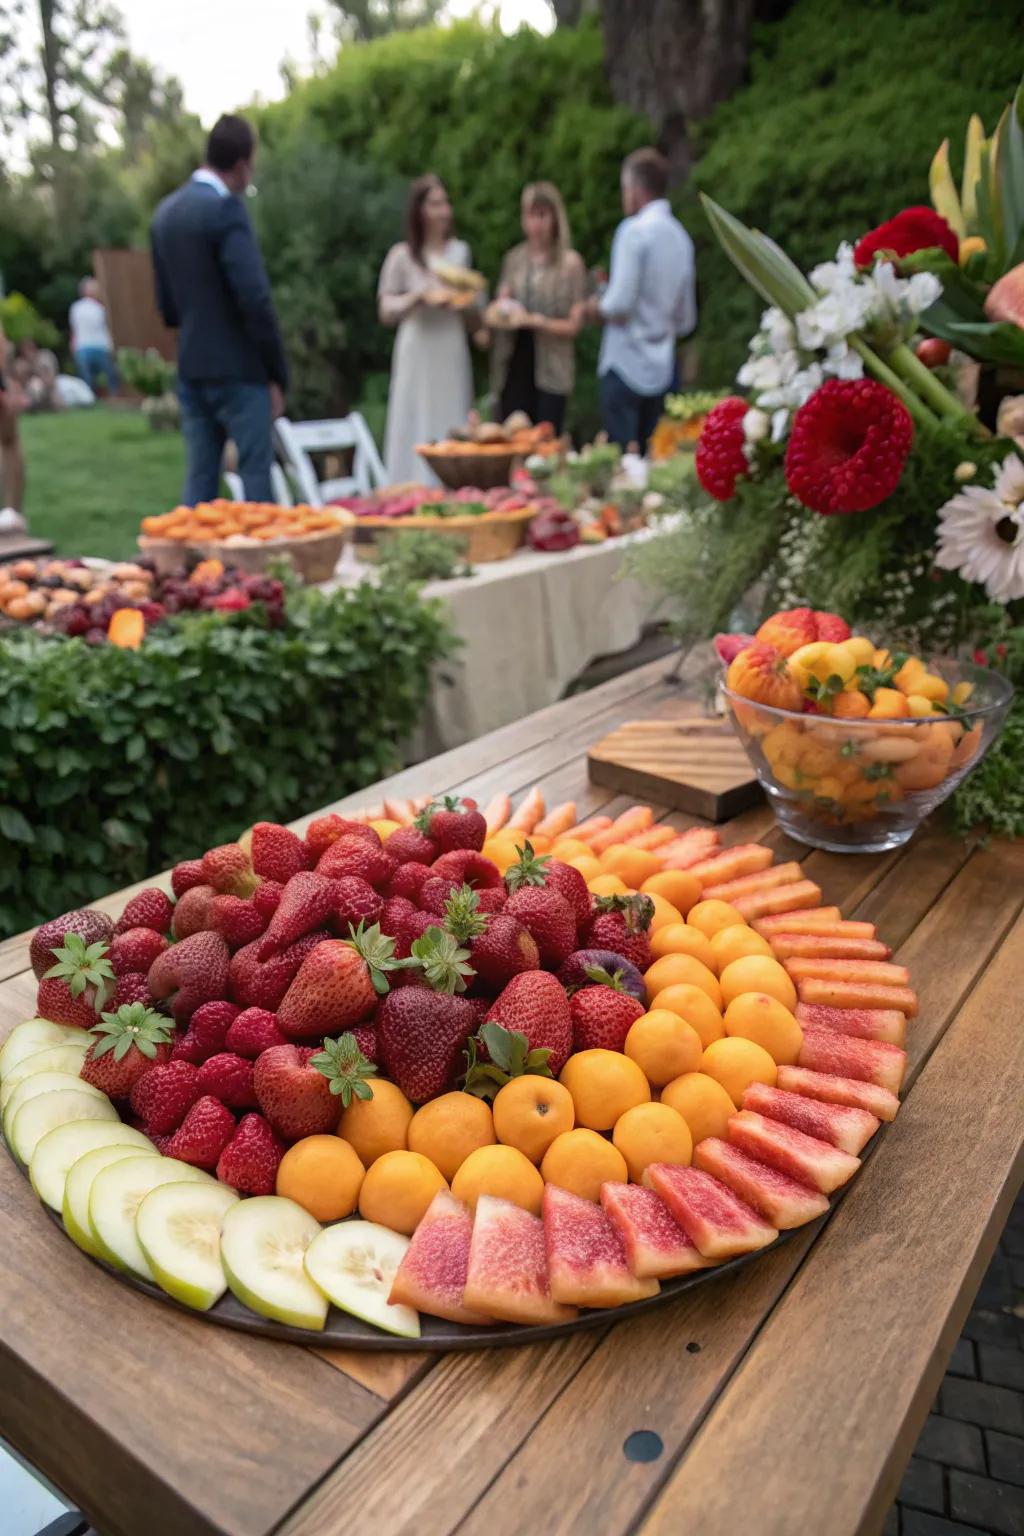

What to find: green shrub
left=0, top=578, right=454, bottom=936
left=0, top=292, right=60, bottom=351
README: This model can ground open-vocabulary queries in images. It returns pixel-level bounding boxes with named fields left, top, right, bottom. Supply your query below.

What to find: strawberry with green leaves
left=38, top=933, right=116, bottom=1029
left=569, top=967, right=645, bottom=1051
left=253, top=1044, right=343, bottom=1140
left=376, top=927, right=478, bottom=1102
left=80, top=1003, right=174, bottom=1097
left=442, top=883, right=539, bottom=991
left=584, top=893, right=655, bottom=971
left=463, top=1020, right=554, bottom=1099
left=415, top=795, right=487, bottom=855
left=485, top=970, right=573, bottom=1074
left=505, top=840, right=592, bottom=933
left=310, top=1032, right=378, bottom=1108
left=276, top=922, right=406, bottom=1040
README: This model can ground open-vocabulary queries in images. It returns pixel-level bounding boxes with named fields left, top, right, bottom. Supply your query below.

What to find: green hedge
left=0, top=581, right=453, bottom=936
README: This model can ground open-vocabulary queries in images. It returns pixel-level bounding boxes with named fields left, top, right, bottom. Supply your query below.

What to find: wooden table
left=1, top=654, right=1022, bottom=1536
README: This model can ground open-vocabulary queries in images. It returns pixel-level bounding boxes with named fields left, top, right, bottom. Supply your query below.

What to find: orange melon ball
left=599, top=844, right=663, bottom=887
left=624, top=1009, right=703, bottom=1088
left=649, top=922, right=716, bottom=969
left=644, top=953, right=722, bottom=1009
left=541, top=1128, right=628, bottom=1202
left=719, top=954, right=798, bottom=1011
left=588, top=873, right=631, bottom=898
left=701, top=1037, right=778, bottom=1108
left=450, top=1143, right=545, bottom=1215
left=641, top=869, right=701, bottom=917
left=687, top=899, right=747, bottom=939
left=649, top=984, right=725, bottom=1049
left=646, top=893, right=683, bottom=934
left=723, top=992, right=803, bottom=1065
left=559, top=1049, right=651, bottom=1131
left=709, top=923, right=774, bottom=972
left=660, top=1072, right=736, bottom=1145
left=612, top=1101, right=692, bottom=1182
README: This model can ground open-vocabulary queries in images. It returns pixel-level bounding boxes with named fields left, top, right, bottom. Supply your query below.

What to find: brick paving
left=888, top=1190, right=1024, bottom=1535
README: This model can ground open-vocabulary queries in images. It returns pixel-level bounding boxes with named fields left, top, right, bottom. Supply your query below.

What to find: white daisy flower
left=934, top=454, right=1024, bottom=603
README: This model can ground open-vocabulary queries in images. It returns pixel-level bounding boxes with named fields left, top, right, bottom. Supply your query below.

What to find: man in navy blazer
left=151, top=115, right=288, bottom=504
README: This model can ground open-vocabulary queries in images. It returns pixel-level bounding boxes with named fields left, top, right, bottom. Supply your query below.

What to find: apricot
left=550, top=838, right=594, bottom=862
left=492, top=1076, right=574, bottom=1163
left=624, top=1009, right=703, bottom=1088
left=451, top=1143, right=544, bottom=1216
left=644, top=952, right=722, bottom=1010
left=709, top=924, right=774, bottom=971
left=844, top=636, right=876, bottom=667
left=612, top=1102, right=693, bottom=1182
left=541, top=1128, right=628, bottom=1202
left=649, top=922, right=716, bottom=970
left=649, top=984, right=725, bottom=1049
left=559, top=1048, right=651, bottom=1131
left=831, top=690, right=871, bottom=720
left=868, top=687, right=909, bottom=720
left=407, top=1092, right=496, bottom=1182
left=588, top=873, right=631, bottom=898
left=646, top=893, right=683, bottom=933
left=276, top=1135, right=365, bottom=1222
left=892, top=727, right=955, bottom=791
left=640, top=868, right=701, bottom=916
left=723, top=992, right=803, bottom=1065
left=599, top=844, right=663, bottom=888
left=660, top=1072, right=736, bottom=1146
left=567, top=853, right=603, bottom=881
left=337, top=1078, right=413, bottom=1166
left=701, top=1037, right=777, bottom=1108
left=687, top=899, right=746, bottom=939
left=357, top=1149, right=448, bottom=1235
left=718, top=954, right=798, bottom=1012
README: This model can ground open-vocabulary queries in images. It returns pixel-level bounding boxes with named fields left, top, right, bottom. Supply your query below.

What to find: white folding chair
left=273, top=414, right=387, bottom=506
left=222, top=462, right=294, bottom=505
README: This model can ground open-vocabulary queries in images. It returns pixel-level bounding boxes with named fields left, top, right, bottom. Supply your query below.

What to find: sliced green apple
left=220, top=1196, right=327, bottom=1331
left=136, top=1180, right=240, bottom=1311
left=3, top=1070, right=104, bottom=1144
left=30, top=1119, right=152, bottom=1211
left=304, top=1221, right=420, bottom=1339
left=9, top=1090, right=118, bottom=1165
left=89, top=1155, right=213, bottom=1279
left=1, top=1042, right=88, bottom=1112
left=64, top=1144, right=161, bottom=1257
left=0, top=1019, right=87, bottom=1080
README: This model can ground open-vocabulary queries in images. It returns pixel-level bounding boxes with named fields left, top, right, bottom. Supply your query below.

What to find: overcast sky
left=116, top=1, right=552, bottom=125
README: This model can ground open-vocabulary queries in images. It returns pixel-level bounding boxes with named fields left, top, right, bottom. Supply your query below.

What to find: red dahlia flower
left=696, top=396, right=749, bottom=500
left=784, top=379, right=913, bottom=515
left=853, top=206, right=959, bottom=269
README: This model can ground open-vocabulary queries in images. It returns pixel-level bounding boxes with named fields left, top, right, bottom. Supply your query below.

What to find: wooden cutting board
left=587, top=714, right=761, bottom=822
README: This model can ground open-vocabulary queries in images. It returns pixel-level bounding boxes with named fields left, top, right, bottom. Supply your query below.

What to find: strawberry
left=443, top=884, right=539, bottom=991
left=351, top=1024, right=379, bottom=1064
left=216, top=1112, right=285, bottom=1194
left=80, top=1003, right=174, bottom=1097
left=420, top=874, right=460, bottom=915
left=376, top=927, right=478, bottom=1101
left=228, top=929, right=330, bottom=1010
left=112, top=971, right=152, bottom=1008
left=165, top=1095, right=236, bottom=1168
left=569, top=971, right=644, bottom=1051
left=130, top=1058, right=201, bottom=1133
left=504, top=885, right=576, bottom=968
left=208, top=894, right=266, bottom=950
left=170, top=1029, right=207, bottom=1064
left=584, top=894, right=655, bottom=971
left=190, top=999, right=241, bottom=1056
left=253, top=1044, right=342, bottom=1140
left=197, top=1051, right=257, bottom=1108
left=505, top=841, right=592, bottom=932
left=485, top=971, right=573, bottom=1075
left=225, top=1006, right=288, bottom=1058
left=109, top=927, right=168, bottom=977
left=305, top=814, right=379, bottom=860
left=814, top=609, right=852, bottom=643
left=309, top=1032, right=378, bottom=1108
left=558, top=949, right=646, bottom=1001
left=415, top=795, right=486, bottom=854
left=201, top=843, right=258, bottom=897
left=384, top=825, right=435, bottom=865
left=252, top=880, right=284, bottom=921
left=476, top=887, right=507, bottom=914
left=463, top=1019, right=558, bottom=1098
left=387, top=861, right=433, bottom=902
left=317, top=836, right=396, bottom=892
left=393, top=908, right=437, bottom=959
left=30, top=909, right=113, bottom=980
left=171, top=884, right=216, bottom=939
left=380, top=895, right=417, bottom=938
left=115, top=888, right=174, bottom=936
left=250, top=821, right=309, bottom=883
left=430, top=849, right=502, bottom=889
left=277, top=924, right=402, bottom=1039
left=147, top=931, right=230, bottom=1022
left=170, top=859, right=206, bottom=898
left=37, top=934, right=115, bottom=1029
left=257, top=872, right=342, bottom=960
left=333, top=875, right=384, bottom=933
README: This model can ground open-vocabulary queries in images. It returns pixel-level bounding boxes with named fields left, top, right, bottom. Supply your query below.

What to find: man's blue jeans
left=178, top=379, right=274, bottom=505
left=75, top=347, right=120, bottom=393
left=600, top=368, right=666, bottom=451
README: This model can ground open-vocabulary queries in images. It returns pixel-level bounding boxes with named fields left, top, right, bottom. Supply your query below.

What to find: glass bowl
left=720, top=660, right=1014, bottom=854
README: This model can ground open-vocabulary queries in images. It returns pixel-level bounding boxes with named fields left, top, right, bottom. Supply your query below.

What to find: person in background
left=69, top=279, right=119, bottom=396
left=488, top=182, right=587, bottom=435
left=0, top=323, right=28, bottom=531
left=11, top=339, right=61, bottom=412
left=150, top=113, right=287, bottom=505
left=580, top=146, right=696, bottom=450
left=378, top=174, right=484, bottom=485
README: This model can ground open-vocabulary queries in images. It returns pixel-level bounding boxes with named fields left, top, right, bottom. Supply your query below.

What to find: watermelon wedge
left=644, top=1163, right=777, bottom=1260
left=741, top=1082, right=880, bottom=1155
left=693, top=1137, right=829, bottom=1229
left=755, top=909, right=868, bottom=937
left=389, top=1191, right=494, bottom=1325
left=768, top=934, right=892, bottom=962
left=727, top=1109, right=860, bottom=1194
left=688, top=843, right=774, bottom=886
left=702, top=861, right=802, bottom=903
left=600, top=1182, right=710, bottom=1279
left=463, top=1196, right=577, bottom=1326
left=659, top=828, right=721, bottom=869
left=543, top=1184, right=659, bottom=1306
left=794, top=1001, right=906, bottom=1047
left=799, top=1026, right=907, bottom=1094
left=733, top=880, right=822, bottom=920
left=797, top=977, right=918, bottom=1018
left=776, top=1065, right=900, bottom=1122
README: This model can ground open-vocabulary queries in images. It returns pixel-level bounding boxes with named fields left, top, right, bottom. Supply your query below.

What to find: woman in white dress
left=378, top=175, right=483, bottom=485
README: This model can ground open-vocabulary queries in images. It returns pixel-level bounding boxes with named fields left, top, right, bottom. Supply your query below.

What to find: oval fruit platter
left=1, top=787, right=912, bottom=1350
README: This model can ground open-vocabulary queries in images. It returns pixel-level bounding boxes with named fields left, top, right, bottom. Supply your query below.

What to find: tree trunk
left=37, top=0, right=61, bottom=149
left=550, top=0, right=600, bottom=24
left=602, top=0, right=756, bottom=181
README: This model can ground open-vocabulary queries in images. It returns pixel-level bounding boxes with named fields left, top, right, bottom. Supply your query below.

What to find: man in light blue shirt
left=587, top=147, right=696, bottom=449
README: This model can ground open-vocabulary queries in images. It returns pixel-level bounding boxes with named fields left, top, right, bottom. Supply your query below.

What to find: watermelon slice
left=658, top=828, right=721, bottom=869
left=688, top=843, right=774, bottom=886
left=741, top=1082, right=879, bottom=1155
left=755, top=908, right=862, bottom=936
left=693, top=1137, right=829, bottom=1229
left=463, top=1196, right=576, bottom=1326
left=600, top=1182, right=710, bottom=1279
left=768, top=934, right=892, bottom=963
left=733, top=880, right=822, bottom=920
left=727, top=1109, right=860, bottom=1194
left=797, top=977, right=918, bottom=1018
left=702, top=861, right=802, bottom=903
left=389, top=1191, right=494, bottom=1325
left=776, top=1065, right=900, bottom=1123
left=799, top=1025, right=907, bottom=1094
left=543, top=1184, right=660, bottom=1306
left=785, top=957, right=910, bottom=988
left=644, top=1163, right=777, bottom=1260
left=794, top=1001, right=906, bottom=1047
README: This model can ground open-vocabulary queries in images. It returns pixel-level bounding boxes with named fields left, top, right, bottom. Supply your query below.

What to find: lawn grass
left=20, top=408, right=184, bottom=559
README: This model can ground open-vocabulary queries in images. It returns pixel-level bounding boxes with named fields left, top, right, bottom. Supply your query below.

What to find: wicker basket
left=139, top=519, right=353, bottom=585
left=355, top=505, right=536, bottom=563
left=416, top=445, right=519, bottom=490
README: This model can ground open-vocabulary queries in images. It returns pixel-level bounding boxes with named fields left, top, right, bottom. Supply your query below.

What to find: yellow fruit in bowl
left=646, top=893, right=683, bottom=933
left=492, top=1076, right=574, bottom=1163
left=407, top=1092, right=496, bottom=1182
left=845, top=636, right=876, bottom=667
left=568, top=853, right=603, bottom=881
left=789, top=641, right=857, bottom=692
left=338, top=1078, right=413, bottom=1166
left=719, top=954, right=797, bottom=1011
left=588, top=873, right=630, bottom=898
left=709, top=924, right=773, bottom=971
left=358, top=1149, right=447, bottom=1235
left=723, top=993, right=803, bottom=1065
left=644, top=952, right=721, bottom=1008
left=641, top=869, right=701, bottom=916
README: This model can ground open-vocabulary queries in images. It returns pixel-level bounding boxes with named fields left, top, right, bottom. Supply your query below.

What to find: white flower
left=934, top=454, right=1024, bottom=603
left=809, top=242, right=858, bottom=293
left=822, top=340, right=865, bottom=380
left=742, top=407, right=770, bottom=443
left=771, top=409, right=790, bottom=443
left=906, top=272, right=942, bottom=314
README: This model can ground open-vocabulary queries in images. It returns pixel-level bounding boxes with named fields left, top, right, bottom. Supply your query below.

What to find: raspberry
left=696, top=396, right=749, bottom=501
left=784, top=379, right=913, bottom=515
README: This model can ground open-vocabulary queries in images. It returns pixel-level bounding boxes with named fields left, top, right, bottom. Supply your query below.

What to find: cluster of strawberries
left=31, top=798, right=660, bottom=1203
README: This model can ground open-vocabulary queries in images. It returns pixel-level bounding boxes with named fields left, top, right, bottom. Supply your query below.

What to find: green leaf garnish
left=310, top=1032, right=378, bottom=1107
left=90, top=1002, right=172, bottom=1060
left=44, top=933, right=116, bottom=1010
left=408, top=925, right=475, bottom=994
